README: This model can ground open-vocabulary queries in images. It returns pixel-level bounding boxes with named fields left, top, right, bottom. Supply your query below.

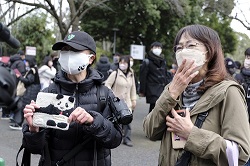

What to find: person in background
left=22, top=31, right=122, bottom=165
left=95, top=54, right=111, bottom=81
left=224, top=57, right=236, bottom=76
left=50, top=51, right=60, bottom=71
left=139, top=41, right=171, bottom=113
left=234, top=48, right=250, bottom=166
left=143, top=24, right=250, bottom=166
left=10, top=50, right=26, bottom=76
left=1, top=50, right=26, bottom=120
left=170, top=63, right=178, bottom=75
left=234, top=60, right=242, bottom=75
left=38, top=56, right=57, bottom=90
left=10, top=58, right=41, bottom=130
left=105, top=55, right=137, bottom=147
left=109, top=52, right=120, bottom=74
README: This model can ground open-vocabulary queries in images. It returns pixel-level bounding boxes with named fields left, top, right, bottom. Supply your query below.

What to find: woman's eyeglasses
left=173, top=42, right=203, bottom=53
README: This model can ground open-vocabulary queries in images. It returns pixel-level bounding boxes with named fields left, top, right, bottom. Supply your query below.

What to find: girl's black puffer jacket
left=22, top=68, right=122, bottom=166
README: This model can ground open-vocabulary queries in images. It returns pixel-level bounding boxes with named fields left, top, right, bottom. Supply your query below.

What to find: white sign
left=25, top=46, right=36, bottom=56
left=130, top=44, right=145, bottom=60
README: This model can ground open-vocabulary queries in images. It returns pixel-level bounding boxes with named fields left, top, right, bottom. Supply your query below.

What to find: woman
left=143, top=24, right=250, bottom=165
left=21, top=31, right=122, bottom=165
left=105, top=55, right=137, bottom=147
left=38, top=56, right=57, bottom=90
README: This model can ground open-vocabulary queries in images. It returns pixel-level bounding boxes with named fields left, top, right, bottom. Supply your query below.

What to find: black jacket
left=139, top=51, right=172, bottom=103
left=95, top=56, right=111, bottom=81
left=22, top=68, right=122, bottom=166
left=10, top=54, right=26, bottom=76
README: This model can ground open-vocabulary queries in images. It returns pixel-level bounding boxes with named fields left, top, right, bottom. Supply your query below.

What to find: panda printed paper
left=33, top=92, right=75, bottom=130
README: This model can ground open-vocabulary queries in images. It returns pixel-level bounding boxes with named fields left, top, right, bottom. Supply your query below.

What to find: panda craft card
left=33, top=92, right=75, bottom=131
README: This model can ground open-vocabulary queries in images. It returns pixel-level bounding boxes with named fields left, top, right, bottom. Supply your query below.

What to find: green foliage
left=11, top=13, right=55, bottom=65
left=81, top=0, right=237, bottom=70
left=230, top=32, right=250, bottom=63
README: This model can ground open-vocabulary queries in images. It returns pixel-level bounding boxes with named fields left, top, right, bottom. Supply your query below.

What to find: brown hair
left=173, top=24, right=230, bottom=91
left=119, top=55, right=131, bottom=74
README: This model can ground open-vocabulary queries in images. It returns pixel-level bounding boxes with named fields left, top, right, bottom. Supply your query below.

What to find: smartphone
left=169, top=109, right=186, bottom=118
left=14, top=69, right=21, bottom=76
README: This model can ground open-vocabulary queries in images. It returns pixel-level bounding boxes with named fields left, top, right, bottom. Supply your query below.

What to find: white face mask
left=244, top=59, right=250, bottom=69
left=152, top=48, right=162, bottom=56
left=59, top=51, right=92, bottom=74
left=176, top=49, right=207, bottom=72
left=119, top=63, right=128, bottom=71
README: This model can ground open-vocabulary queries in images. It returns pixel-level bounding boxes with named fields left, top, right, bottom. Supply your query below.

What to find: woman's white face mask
left=59, top=51, right=93, bottom=75
left=176, top=49, right=207, bottom=72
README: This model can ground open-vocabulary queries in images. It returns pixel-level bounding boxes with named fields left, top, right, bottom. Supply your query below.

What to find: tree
left=81, top=0, right=237, bottom=60
left=2, top=0, right=109, bottom=39
left=12, top=13, right=55, bottom=65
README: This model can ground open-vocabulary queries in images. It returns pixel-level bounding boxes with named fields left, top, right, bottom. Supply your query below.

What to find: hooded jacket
left=143, top=80, right=250, bottom=166
left=10, top=54, right=26, bottom=76
left=22, top=68, right=122, bottom=166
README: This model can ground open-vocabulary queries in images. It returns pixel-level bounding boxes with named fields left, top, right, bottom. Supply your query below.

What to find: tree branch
left=6, top=7, right=38, bottom=27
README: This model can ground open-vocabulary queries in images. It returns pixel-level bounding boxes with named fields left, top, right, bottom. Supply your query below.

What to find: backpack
left=139, top=58, right=149, bottom=75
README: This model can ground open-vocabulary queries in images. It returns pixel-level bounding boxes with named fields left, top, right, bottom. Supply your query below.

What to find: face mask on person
left=130, top=61, right=134, bottom=67
left=113, top=56, right=119, bottom=63
left=119, top=63, right=128, bottom=71
left=176, top=49, right=207, bottom=72
left=244, top=59, right=250, bottom=69
left=152, top=48, right=162, bottom=56
left=26, top=67, right=30, bottom=71
left=59, top=51, right=92, bottom=74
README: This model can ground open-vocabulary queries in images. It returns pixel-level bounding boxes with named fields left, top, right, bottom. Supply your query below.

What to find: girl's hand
left=68, top=107, right=94, bottom=125
left=23, top=100, right=40, bottom=132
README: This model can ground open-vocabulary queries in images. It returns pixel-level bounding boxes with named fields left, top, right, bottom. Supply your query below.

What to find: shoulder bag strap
left=16, top=145, right=31, bottom=166
left=56, top=85, right=109, bottom=166
left=175, top=111, right=209, bottom=166
left=111, top=70, right=118, bottom=89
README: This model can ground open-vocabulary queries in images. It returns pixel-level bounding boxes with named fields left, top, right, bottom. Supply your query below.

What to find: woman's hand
left=23, top=100, right=40, bottom=132
left=68, top=107, right=94, bottom=125
left=166, top=108, right=194, bottom=139
left=168, top=59, right=199, bottom=99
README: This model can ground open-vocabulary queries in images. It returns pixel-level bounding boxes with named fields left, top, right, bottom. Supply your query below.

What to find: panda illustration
left=33, top=92, right=75, bottom=130
left=36, top=93, right=75, bottom=116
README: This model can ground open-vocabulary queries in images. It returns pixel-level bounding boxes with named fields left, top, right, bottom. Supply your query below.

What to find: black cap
left=17, top=50, right=24, bottom=55
left=150, top=41, right=163, bottom=48
left=52, top=31, right=96, bottom=54
left=225, top=58, right=235, bottom=69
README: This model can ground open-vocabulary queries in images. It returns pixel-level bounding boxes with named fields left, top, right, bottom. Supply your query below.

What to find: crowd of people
left=0, top=23, right=250, bottom=165
left=0, top=50, right=58, bottom=130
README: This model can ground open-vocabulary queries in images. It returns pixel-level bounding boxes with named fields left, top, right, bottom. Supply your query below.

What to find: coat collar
left=188, top=80, right=244, bottom=115
left=54, top=68, right=103, bottom=93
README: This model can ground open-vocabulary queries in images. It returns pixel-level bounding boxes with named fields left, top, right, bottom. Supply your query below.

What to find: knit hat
left=17, top=50, right=25, bottom=55
left=52, top=31, right=96, bottom=54
left=150, top=41, right=163, bottom=48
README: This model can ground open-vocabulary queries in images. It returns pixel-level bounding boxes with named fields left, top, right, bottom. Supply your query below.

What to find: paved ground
left=0, top=97, right=160, bottom=166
